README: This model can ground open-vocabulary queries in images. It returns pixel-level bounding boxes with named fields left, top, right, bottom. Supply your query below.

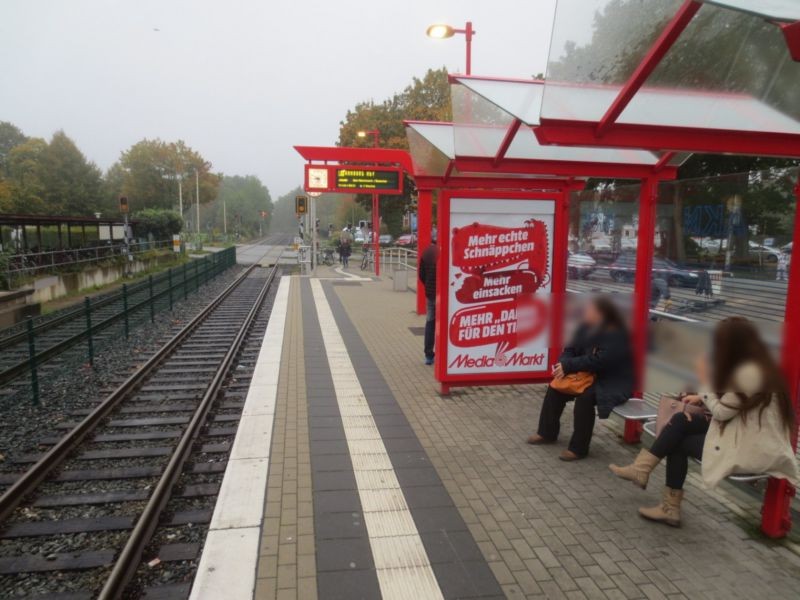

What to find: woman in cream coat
left=609, top=317, right=799, bottom=527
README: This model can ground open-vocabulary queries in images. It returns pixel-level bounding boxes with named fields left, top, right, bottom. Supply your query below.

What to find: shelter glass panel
left=452, top=82, right=517, bottom=158
left=645, top=168, right=797, bottom=395
left=406, top=124, right=452, bottom=177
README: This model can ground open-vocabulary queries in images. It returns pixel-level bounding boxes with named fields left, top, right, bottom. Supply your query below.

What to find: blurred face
left=583, top=300, right=603, bottom=326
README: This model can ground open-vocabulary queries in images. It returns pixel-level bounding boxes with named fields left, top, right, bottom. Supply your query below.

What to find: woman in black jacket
left=528, top=296, right=634, bottom=460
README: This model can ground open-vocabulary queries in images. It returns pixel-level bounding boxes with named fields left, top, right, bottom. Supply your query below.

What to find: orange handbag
left=550, top=371, right=595, bottom=395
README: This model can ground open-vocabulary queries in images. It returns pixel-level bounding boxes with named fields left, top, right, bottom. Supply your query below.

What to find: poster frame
left=434, top=188, right=569, bottom=392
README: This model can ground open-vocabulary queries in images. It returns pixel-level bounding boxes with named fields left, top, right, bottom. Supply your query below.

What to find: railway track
left=0, top=253, right=283, bottom=599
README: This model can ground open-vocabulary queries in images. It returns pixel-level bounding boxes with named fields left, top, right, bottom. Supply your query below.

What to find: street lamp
left=357, top=129, right=380, bottom=148
left=426, top=21, right=475, bottom=75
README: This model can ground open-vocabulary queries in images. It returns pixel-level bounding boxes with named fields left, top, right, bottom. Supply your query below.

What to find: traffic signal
left=295, top=196, right=307, bottom=214
left=119, top=196, right=129, bottom=214
left=260, top=210, right=268, bottom=218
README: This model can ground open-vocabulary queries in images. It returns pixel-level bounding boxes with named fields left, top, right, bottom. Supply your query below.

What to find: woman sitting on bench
left=527, top=296, right=634, bottom=461
left=609, top=317, right=799, bottom=527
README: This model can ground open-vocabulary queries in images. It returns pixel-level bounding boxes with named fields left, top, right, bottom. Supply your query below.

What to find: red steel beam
left=414, top=176, right=569, bottom=191
left=493, top=119, right=522, bottom=166
left=595, top=0, right=702, bottom=137
left=536, top=121, right=800, bottom=159
left=293, top=145, right=414, bottom=172
left=454, top=157, right=677, bottom=181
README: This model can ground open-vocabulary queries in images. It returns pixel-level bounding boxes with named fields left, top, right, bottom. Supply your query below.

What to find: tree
left=0, top=131, right=103, bottom=216
left=134, top=208, right=183, bottom=241
left=202, top=175, right=273, bottom=238
left=111, top=139, right=221, bottom=214
left=0, top=121, right=27, bottom=177
left=337, top=67, right=451, bottom=236
left=37, top=131, right=104, bottom=215
left=2, top=138, right=48, bottom=214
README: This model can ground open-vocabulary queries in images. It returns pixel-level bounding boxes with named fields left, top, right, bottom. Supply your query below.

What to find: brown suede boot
left=639, top=487, right=683, bottom=527
left=609, top=449, right=661, bottom=489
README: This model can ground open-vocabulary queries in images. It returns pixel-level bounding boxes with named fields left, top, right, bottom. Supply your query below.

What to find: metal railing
left=381, top=247, right=418, bottom=272
left=0, top=247, right=237, bottom=403
left=3, top=239, right=175, bottom=288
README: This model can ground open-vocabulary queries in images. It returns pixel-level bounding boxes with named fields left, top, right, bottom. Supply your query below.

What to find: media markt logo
left=448, top=352, right=546, bottom=369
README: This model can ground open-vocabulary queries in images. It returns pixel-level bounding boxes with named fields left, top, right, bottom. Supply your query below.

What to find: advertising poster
left=445, top=197, right=554, bottom=379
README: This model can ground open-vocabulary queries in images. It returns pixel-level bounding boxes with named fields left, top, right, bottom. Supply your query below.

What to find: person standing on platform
left=776, top=251, right=789, bottom=282
left=340, top=225, right=353, bottom=268
left=419, top=233, right=439, bottom=366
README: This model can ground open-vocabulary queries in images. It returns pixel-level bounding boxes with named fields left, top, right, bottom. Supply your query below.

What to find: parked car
left=609, top=253, right=699, bottom=287
left=379, top=234, right=393, bottom=246
left=395, top=233, right=417, bottom=247
left=748, top=241, right=780, bottom=263
left=353, top=230, right=366, bottom=244
left=567, top=252, right=596, bottom=279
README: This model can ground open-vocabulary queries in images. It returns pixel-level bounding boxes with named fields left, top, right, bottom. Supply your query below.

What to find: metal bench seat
left=641, top=420, right=768, bottom=482
left=613, top=398, right=658, bottom=421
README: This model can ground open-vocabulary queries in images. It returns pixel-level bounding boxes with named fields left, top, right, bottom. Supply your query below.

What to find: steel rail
left=0, top=252, right=232, bottom=387
left=0, top=259, right=256, bottom=524
left=98, top=257, right=282, bottom=599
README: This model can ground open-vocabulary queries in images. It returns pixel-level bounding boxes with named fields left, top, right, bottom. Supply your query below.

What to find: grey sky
left=1, top=0, right=559, bottom=199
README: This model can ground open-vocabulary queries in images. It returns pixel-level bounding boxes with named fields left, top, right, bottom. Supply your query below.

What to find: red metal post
left=761, top=175, right=800, bottom=538
left=465, top=21, right=474, bottom=75
left=416, top=189, right=433, bottom=315
left=373, top=193, right=380, bottom=277
left=595, top=0, right=701, bottom=137
left=549, top=189, right=570, bottom=372
left=626, top=176, right=659, bottom=443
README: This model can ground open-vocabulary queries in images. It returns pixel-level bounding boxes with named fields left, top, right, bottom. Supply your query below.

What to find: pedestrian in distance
left=340, top=226, right=353, bottom=268
left=528, top=296, right=634, bottom=460
left=776, top=251, right=789, bottom=282
left=609, top=317, right=799, bottom=527
left=418, top=232, right=439, bottom=366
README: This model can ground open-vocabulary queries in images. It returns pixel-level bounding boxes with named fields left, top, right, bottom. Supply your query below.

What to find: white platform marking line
left=310, top=280, right=444, bottom=600
left=189, top=276, right=291, bottom=600
left=334, top=266, right=373, bottom=281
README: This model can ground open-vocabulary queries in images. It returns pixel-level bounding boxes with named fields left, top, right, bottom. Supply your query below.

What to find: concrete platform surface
left=194, top=266, right=800, bottom=600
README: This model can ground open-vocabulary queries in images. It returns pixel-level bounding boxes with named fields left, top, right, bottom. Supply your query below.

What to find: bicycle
left=360, top=246, right=373, bottom=271
left=321, top=248, right=335, bottom=266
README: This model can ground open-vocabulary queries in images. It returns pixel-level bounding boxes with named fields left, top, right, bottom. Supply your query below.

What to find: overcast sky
left=1, top=0, right=560, bottom=198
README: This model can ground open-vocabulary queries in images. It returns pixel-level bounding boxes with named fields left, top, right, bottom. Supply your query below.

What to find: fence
left=3, top=239, right=175, bottom=289
left=0, top=247, right=237, bottom=403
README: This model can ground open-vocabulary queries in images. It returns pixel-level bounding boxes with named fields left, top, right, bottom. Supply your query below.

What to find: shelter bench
left=612, top=398, right=658, bottom=444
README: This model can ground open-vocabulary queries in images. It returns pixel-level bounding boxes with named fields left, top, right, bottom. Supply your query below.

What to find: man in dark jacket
left=418, top=235, right=439, bottom=365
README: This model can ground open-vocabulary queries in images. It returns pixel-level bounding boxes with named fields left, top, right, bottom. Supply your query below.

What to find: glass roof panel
left=642, top=3, right=800, bottom=131
left=405, top=123, right=452, bottom=177
left=542, top=0, right=800, bottom=135
left=452, top=77, right=544, bottom=125
left=703, top=0, right=800, bottom=21
left=542, top=0, right=683, bottom=121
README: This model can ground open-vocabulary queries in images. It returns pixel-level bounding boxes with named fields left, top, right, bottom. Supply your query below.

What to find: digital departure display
left=304, top=164, right=403, bottom=195
left=335, top=168, right=401, bottom=192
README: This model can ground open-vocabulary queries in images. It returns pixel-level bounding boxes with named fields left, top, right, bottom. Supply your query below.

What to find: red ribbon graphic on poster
left=449, top=218, right=550, bottom=362
left=452, top=220, right=549, bottom=284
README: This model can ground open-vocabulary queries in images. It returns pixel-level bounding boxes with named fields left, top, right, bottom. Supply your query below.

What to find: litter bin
left=393, top=268, right=408, bottom=291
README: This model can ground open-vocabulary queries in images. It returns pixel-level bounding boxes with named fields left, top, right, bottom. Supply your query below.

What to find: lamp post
left=426, top=21, right=475, bottom=75
left=357, top=129, right=381, bottom=276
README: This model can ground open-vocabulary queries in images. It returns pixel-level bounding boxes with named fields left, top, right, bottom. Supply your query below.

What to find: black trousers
left=649, top=412, right=708, bottom=489
left=537, top=385, right=597, bottom=456
left=424, top=298, right=435, bottom=359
